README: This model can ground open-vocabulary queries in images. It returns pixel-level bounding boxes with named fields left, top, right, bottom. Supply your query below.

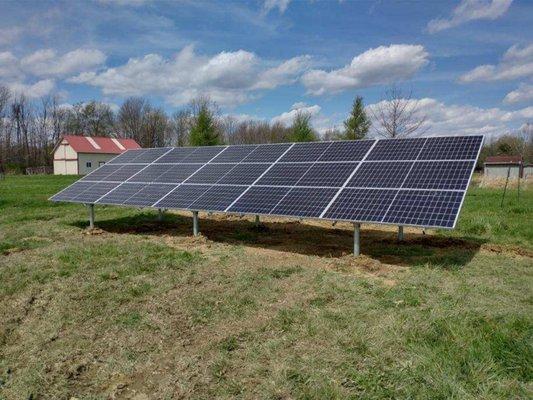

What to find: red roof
left=485, top=155, right=522, bottom=164
left=58, top=135, right=141, bottom=154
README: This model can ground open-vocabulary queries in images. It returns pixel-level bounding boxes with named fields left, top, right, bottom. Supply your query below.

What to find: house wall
left=77, top=153, right=116, bottom=175
left=53, top=143, right=78, bottom=175
left=484, top=164, right=520, bottom=179
left=524, top=166, right=533, bottom=179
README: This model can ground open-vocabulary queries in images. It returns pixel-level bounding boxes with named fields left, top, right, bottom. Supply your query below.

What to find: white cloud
left=504, top=83, right=533, bottom=104
left=271, top=102, right=322, bottom=126
left=8, top=79, right=55, bottom=98
left=20, top=48, right=106, bottom=78
left=301, top=44, right=429, bottom=95
left=427, top=0, right=513, bottom=33
left=0, top=51, right=22, bottom=79
left=459, top=44, right=533, bottom=83
left=262, top=0, right=291, bottom=14
left=71, top=45, right=311, bottom=106
left=366, top=97, right=533, bottom=139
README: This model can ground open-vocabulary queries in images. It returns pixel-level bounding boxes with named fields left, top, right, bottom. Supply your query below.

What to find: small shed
left=484, top=155, right=523, bottom=179
left=53, top=135, right=140, bottom=175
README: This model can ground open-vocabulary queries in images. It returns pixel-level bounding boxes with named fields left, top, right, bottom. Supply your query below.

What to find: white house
left=53, top=135, right=141, bottom=175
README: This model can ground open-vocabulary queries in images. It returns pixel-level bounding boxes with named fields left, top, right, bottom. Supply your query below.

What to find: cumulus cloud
left=271, top=102, right=322, bottom=125
left=0, top=51, right=22, bottom=79
left=427, top=0, right=512, bottom=33
left=71, top=45, right=311, bottom=106
left=8, top=79, right=55, bottom=98
left=367, top=97, right=533, bottom=139
left=301, top=44, right=429, bottom=95
left=20, top=48, right=106, bottom=78
left=459, top=44, right=533, bottom=83
left=504, top=83, right=533, bottom=104
left=262, top=0, right=291, bottom=14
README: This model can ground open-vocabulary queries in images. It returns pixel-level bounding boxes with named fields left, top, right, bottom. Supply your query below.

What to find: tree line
left=0, top=82, right=530, bottom=173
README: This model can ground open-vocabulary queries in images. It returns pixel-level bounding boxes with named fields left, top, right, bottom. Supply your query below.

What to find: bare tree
left=369, top=86, right=428, bottom=138
left=168, top=110, right=192, bottom=146
left=117, top=97, right=148, bottom=142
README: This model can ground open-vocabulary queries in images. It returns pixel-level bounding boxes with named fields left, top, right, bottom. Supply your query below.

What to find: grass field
left=1, top=175, right=532, bottom=399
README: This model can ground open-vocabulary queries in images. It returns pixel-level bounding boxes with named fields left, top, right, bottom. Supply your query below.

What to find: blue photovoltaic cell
left=189, top=185, right=246, bottom=211
left=297, top=162, right=357, bottom=187
left=271, top=187, right=337, bottom=218
left=417, top=135, right=482, bottom=160
left=347, top=161, right=412, bottom=188
left=123, top=184, right=176, bottom=206
left=128, top=164, right=172, bottom=183
left=97, top=183, right=144, bottom=205
left=367, top=138, right=426, bottom=161
left=50, top=181, right=95, bottom=201
left=217, top=163, right=270, bottom=185
left=242, top=143, right=291, bottom=162
left=130, top=147, right=171, bottom=163
left=154, top=164, right=202, bottom=184
left=80, top=164, right=122, bottom=181
left=324, top=188, right=398, bottom=223
left=154, top=184, right=211, bottom=209
left=182, top=146, right=225, bottom=163
left=108, top=149, right=145, bottom=164
left=72, top=182, right=120, bottom=203
left=103, top=164, right=145, bottom=182
left=403, top=161, right=474, bottom=190
left=256, top=163, right=313, bottom=186
left=228, top=186, right=290, bottom=214
left=318, top=140, right=375, bottom=162
left=279, top=142, right=331, bottom=162
left=211, top=145, right=257, bottom=163
left=382, top=190, right=463, bottom=228
left=155, top=147, right=196, bottom=163
left=185, top=163, right=236, bottom=184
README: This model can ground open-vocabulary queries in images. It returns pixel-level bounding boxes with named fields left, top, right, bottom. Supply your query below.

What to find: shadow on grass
left=70, top=211, right=485, bottom=269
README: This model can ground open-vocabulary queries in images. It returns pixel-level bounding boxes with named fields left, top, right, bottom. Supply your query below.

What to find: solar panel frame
left=50, top=135, right=484, bottom=230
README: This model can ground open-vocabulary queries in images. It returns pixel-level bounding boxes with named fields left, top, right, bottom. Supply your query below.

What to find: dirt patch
left=481, top=243, right=533, bottom=258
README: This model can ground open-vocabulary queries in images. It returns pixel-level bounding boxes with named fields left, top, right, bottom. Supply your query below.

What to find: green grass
left=0, top=175, right=532, bottom=399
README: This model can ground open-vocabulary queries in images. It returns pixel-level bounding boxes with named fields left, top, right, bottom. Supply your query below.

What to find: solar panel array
left=50, top=135, right=483, bottom=229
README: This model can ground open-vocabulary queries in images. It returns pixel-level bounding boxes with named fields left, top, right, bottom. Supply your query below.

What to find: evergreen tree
left=189, top=104, right=221, bottom=146
left=290, top=111, right=317, bottom=142
left=342, top=96, right=370, bottom=140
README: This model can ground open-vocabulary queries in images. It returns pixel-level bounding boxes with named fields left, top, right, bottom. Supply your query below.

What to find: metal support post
left=353, top=223, right=360, bottom=256
left=255, top=215, right=260, bottom=227
left=192, top=211, right=199, bottom=236
left=87, top=204, right=95, bottom=229
left=157, top=208, right=164, bottom=221
left=398, top=225, right=404, bottom=242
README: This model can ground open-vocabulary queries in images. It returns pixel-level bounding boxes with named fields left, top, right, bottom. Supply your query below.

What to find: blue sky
left=0, top=0, right=531, bottom=138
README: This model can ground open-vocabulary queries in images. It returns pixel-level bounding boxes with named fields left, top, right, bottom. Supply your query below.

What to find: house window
left=86, top=162, right=92, bottom=168
left=99, top=161, right=106, bottom=167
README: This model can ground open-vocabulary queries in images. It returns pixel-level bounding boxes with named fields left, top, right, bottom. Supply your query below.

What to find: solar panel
left=186, top=163, right=236, bottom=184
left=279, top=142, right=331, bottom=162
left=318, top=140, right=374, bottom=162
left=366, top=138, right=426, bottom=161
left=190, top=185, right=247, bottom=212
left=212, top=145, right=257, bottom=163
left=271, top=187, right=337, bottom=218
left=228, top=186, right=290, bottom=214
left=403, top=161, right=474, bottom=190
left=155, top=147, right=196, bottom=163
left=297, top=162, right=357, bottom=187
left=347, top=161, right=412, bottom=188
left=242, top=143, right=291, bottom=162
left=256, top=163, right=313, bottom=186
left=324, top=188, right=398, bottom=223
left=52, top=135, right=483, bottom=231
left=382, top=190, right=463, bottom=228
left=154, top=184, right=211, bottom=209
